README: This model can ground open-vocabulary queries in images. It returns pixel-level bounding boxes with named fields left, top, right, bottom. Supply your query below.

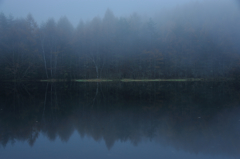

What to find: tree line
left=0, top=2, right=240, bottom=80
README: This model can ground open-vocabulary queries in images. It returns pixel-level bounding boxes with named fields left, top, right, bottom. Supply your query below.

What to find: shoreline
left=1, top=78, right=234, bottom=82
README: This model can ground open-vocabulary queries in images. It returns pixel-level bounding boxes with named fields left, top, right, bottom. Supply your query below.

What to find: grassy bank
left=73, top=78, right=205, bottom=82
left=4, top=78, right=232, bottom=82
left=120, top=78, right=204, bottom=82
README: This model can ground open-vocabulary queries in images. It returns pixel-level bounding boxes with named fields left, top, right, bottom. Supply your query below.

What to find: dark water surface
left=0, top=82, right=240, bottom=159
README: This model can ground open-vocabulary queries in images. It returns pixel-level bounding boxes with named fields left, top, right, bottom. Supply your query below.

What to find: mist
left=1, top=1, right=240, bottom=158
left=1, top=0, right=208, bottom=26
left=0, top=0, right=240, bottom=80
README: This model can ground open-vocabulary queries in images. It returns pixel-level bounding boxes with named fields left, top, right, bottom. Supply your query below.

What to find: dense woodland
left=0, top=2, right=240, bottom=80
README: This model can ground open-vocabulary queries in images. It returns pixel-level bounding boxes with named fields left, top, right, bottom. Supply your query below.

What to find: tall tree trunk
left=41, top=38, right=48, bottom=79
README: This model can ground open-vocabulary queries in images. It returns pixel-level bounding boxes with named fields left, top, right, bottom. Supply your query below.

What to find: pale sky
left=0, top=0, right=238, bottom=26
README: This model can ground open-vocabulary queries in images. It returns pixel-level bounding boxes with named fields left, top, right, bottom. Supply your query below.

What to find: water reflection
left=0, top=82, right=240, bottom=158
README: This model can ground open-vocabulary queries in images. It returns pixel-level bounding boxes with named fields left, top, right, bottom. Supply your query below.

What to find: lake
left=0, top=82, right=240, bottom=159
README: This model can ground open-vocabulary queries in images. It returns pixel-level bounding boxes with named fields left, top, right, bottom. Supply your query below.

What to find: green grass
left=120, top=78, right=203, bottom=82
left=6, top=78, right=231, bottom=82
left=74, top=79, right=113, bottom=82
left=72, top=78, right=204, bottom=82
left=39, top=79, right=68, bottom=82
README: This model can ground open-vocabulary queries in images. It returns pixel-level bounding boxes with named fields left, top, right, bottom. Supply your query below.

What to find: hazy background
left=0, top=0, right=240, bottom=80
left=0, top=0, right=225, bottom=27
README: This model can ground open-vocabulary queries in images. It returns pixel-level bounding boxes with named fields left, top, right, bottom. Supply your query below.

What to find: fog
left=0, top=0, right=240, bottom=80
left=1, top=0, right=208, bottom=26
left=0, top=0, right=239, bottom=26
left=1, top=1, right=240, bottom=157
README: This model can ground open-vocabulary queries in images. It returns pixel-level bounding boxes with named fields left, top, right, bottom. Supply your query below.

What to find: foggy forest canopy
left=0, top=1, right=240, bottom=81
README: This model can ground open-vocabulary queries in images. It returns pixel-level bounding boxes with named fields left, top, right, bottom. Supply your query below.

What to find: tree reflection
left=0, top=82, right=240, bottom=157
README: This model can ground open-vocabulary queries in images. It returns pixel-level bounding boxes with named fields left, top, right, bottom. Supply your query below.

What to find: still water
left=0, top=82, right=240, bottom=159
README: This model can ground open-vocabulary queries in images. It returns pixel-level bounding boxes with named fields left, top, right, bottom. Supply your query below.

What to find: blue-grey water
left=0, top=82, right=240, bottom=159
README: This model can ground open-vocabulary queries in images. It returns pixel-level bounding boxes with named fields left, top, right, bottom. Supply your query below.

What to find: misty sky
left=0, top=0, right=239, bottom=27
left=0, top=0, right=203, bottom=26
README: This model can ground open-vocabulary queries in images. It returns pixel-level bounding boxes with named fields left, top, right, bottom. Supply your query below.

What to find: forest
left=0, top=1, right=240, bottom=81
